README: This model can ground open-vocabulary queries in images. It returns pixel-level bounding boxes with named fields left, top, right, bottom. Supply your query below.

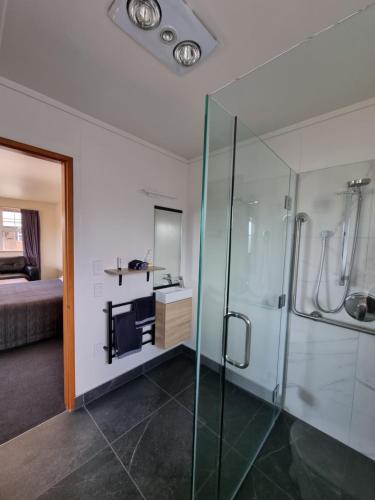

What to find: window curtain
left=21, top=209, right=41, bottom=272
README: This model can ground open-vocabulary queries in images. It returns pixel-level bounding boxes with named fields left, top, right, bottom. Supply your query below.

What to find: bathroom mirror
left=153, top=206, right=182, bottom=288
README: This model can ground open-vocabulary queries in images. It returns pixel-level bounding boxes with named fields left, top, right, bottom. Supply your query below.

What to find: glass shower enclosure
left=192, top=96, right=295, bottom=499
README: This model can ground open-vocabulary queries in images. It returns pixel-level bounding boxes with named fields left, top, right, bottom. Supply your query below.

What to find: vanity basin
left=155, top=286, right=192, bottom=304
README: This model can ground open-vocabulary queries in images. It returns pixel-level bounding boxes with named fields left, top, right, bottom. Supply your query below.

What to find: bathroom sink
left=155, top=286, right=192, bottom=304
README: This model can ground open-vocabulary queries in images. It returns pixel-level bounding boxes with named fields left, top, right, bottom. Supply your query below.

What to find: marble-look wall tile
left=287, top=160, right=375, bottom=461
left=349, top=380, right=375, bottom=459
left=356, top=334, right=375, bottom=389
left=285, top=315, right=358, bottom=445
left=347, top=333, right=375, bottom=459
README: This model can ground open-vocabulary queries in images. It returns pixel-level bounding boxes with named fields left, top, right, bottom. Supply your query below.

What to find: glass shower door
left=193, top=97, right=293, bottom=499
left=218, top=118, right=292, bottom=498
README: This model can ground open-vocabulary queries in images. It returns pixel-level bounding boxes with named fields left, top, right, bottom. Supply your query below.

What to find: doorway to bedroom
left=0, top=138, right=75, bottom=445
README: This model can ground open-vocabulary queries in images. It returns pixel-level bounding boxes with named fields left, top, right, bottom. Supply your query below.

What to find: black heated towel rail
left=103, top=297, right=155, bottom=364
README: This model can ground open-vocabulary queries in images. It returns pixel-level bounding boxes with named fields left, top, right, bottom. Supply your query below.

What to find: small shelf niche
left=105, top=266, right=165, bottom=286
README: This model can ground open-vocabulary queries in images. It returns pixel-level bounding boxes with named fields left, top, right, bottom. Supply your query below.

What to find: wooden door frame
left=0, top=137, right=75, bottom=410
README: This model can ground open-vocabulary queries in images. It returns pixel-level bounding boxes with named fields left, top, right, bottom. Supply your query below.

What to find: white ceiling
left=0, top=147, right=61, bottom=203
left=0, top=0, right=372, bottom=160
left=214, top=4, right=375, bottom=136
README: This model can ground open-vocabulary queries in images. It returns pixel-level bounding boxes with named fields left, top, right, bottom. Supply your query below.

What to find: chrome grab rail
left=292, top=213, right=375, bottom=336
left=223, top=311, right=251, bottom=369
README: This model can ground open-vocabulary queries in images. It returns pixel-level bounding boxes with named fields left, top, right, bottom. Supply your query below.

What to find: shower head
left=347, top=178, right=371, bottom=188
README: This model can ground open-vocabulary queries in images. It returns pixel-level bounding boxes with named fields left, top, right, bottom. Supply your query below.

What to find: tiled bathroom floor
left=0, top=353, right=374, bottom=499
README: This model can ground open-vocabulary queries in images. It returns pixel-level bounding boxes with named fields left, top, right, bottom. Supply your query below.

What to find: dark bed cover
left=0, top=279, right=63, bottom=351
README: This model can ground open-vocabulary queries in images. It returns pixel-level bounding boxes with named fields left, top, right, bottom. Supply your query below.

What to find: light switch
left=94, top=283, right=104, bottom=297
left=92, top=260, right=103, bottom=276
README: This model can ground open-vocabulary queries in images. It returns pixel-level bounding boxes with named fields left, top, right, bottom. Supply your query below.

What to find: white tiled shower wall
left=265, top=99, right=375, bottom=459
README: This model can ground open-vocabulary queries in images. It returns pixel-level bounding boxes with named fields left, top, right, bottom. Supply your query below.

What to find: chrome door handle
left=223, top=311, right=251, bottom=369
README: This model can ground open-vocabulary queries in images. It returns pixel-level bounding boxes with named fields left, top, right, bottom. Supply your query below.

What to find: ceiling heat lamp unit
left=108, top=0, right=217, bottom=74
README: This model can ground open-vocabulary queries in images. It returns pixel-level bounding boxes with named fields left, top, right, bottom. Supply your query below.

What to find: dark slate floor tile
left=113, top=398, right=221, bottom=500
left=39, top=448, right=142, bottom=500
left=195, top=424, right=231, bottom=493
left=83, top=366, right=143, bottom=405
left=142, top=346, right=184, bottom=373
left=145, top=354, right=200, bottom=396
left=341, top=448, right=375, bottom=500
left=195, top=448, right=249, bottom=500
left=231, top=402, right=276, bottom=459
left=86, top=375, right=170, bottom=442
left=175, top=377, right=196, bottom=411
left=177, top=370, right=263, bottom=444
left=113, top=399, right=193, bottom=500
left=220, top=388, right=267, bottom=448
left=295, top=422, right=375, bottom=500
left=290, top=424, right=349, bottom=489
left=0, top=410, right=107, bottom=500
left=236, top=467, right=293, bottom=500
left=255, top=414, right=346, bottom=500
left=175, top=367, right=223, bottom=414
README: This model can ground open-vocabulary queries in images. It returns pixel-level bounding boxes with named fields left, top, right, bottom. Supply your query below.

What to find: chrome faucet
left=162, top=273, right=173, bottom=285
left=162, top=273, right=185, bottom=287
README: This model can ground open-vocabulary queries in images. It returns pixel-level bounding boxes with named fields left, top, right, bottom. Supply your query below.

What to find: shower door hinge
left=272, top=384, right=280, bottom=404
left=284, top=195, right=292, bottom=211
left=278, top=294, right=286, bottom=309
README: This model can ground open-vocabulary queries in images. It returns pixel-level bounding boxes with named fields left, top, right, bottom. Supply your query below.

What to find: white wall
left=0, top=78, right=190, bottom=396
left=0, top=196, right=62, bottom=279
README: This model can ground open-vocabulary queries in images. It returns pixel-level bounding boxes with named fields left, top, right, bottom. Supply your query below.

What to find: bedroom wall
left=0, top=196, right=62, bottom=280
left=0, top=77, right=191, bottom=396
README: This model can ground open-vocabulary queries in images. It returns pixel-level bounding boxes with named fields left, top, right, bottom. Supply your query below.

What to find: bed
left=0, top=279, right=63, bottom=351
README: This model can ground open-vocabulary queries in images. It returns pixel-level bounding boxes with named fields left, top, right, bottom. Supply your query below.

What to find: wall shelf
left=105, top=266, right=165, bottom=286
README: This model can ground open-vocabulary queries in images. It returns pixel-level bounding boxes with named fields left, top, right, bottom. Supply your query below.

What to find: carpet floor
left=0, top=337, right=65, bottom=445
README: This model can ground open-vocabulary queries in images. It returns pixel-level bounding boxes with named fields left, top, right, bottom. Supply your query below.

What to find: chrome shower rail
left=291, top=212, right=375, bottom=337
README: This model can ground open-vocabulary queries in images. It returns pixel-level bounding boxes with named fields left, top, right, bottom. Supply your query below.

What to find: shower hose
left=314, top=192, right=362, bottom=313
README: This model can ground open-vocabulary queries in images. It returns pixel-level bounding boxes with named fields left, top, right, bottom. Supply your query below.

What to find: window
left=0, top=209, right=23, bottom=251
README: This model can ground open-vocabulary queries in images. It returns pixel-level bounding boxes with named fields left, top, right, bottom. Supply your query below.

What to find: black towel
left=113, top=310, right=142, bottom=358
left=133, top=295, right=155, bottom=328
